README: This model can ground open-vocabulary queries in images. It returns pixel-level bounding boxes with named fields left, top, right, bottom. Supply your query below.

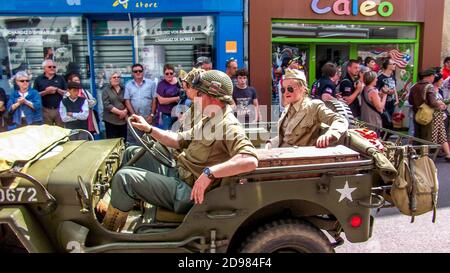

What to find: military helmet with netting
left=192, top=70, right=233, bottom=104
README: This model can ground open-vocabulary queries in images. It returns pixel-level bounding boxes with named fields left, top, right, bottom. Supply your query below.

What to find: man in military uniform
left=177, top=68, right=205, bottom=132
left=266, top=69, right=348, bottom=149
left=102, top=70, right=259, bottom=232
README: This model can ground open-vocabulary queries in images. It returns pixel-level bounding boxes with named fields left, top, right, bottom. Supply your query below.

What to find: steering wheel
left=126, top=117, right=176, bottom=168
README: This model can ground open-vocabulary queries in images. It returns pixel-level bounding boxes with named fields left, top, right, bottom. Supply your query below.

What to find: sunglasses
left=281, top=86, right=295, bottom=94
left=133, top=70, right=143, bottom=73
left=165, top=72, right=174, bottom=76
left=196, top=91, right=207, bottom=97
left=46, top=66, right=56, bottom=69
left=111, top=76, right=121, bottom=79
left=17, top=79, right=30, bottom=83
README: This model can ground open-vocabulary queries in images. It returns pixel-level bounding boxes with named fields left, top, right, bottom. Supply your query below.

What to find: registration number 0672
left=0, top=187, right=38, bottom=203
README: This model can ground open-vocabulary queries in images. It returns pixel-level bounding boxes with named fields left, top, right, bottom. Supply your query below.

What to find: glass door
left=315, top=44, right=350, bottom=80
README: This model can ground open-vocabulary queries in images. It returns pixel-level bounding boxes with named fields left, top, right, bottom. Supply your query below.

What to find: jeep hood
left=0, top=125, right=71, bottom=172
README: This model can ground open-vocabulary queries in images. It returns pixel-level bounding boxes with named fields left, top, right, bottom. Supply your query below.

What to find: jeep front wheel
left=240, top=219, right=334, bottom=253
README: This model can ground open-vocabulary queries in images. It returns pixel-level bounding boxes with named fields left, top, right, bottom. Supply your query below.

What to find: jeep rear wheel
left=240, top=219, right=334, bottom=253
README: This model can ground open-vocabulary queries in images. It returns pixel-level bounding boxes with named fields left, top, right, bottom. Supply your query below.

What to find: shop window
left=272, top=22, right=417, bottom=40
left=134, top=16, right=215, bottom=80
left=0, top=16, right=89, bottom=95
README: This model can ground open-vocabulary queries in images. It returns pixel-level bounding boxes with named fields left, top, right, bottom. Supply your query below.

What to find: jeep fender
left=0, top=206, right=54, bottom=252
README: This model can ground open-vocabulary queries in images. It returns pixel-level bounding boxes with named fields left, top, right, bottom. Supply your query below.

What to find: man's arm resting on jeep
left=191, top=153, right=258, bottom=204
left=210, top=153, right=258, bottom=178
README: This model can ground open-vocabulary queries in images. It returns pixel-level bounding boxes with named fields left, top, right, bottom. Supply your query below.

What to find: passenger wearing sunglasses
left=155, top=64, right=181, bottom=130
left=266, top=69, right=348, bottom=149
left=124, top=63, right=157, bottom=145
left=7, top=71, right=43, bottom=128
left=33, top=59, right=67, bottom=127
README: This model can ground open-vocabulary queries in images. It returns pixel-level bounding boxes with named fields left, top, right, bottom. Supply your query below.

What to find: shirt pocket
left=188, top=138, right=215, bottom=163
left=297, top=116, right=315, bottom=133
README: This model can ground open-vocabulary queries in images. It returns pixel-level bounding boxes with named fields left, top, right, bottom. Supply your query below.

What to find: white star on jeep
left=336, top=181, right=357, bottom=203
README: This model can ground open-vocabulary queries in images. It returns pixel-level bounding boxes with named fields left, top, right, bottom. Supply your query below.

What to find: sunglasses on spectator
left=111, top=76, right=121, bottom=79
left=281, top=86, right=295, bottom=94
left=389, top=63, right=396, bottom=66
left=165, top=72, right=174, bottom=76
left=46, top=66, right=56, bottom=69
left=17, top=79, right=30, bottom=83
left=133, top=70, right=143, bottom=73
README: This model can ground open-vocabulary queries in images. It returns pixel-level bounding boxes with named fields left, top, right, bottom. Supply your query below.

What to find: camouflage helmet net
left=192, top=70, right=234, bottom=104
left=182, top=68, right=205, bottom=86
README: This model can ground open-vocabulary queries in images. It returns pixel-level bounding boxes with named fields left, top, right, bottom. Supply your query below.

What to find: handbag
left=415, top=84, right=435, bottom=126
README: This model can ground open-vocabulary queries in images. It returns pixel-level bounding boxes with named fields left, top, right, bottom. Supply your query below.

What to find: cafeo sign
left=311, top=0, right=394, bottom=17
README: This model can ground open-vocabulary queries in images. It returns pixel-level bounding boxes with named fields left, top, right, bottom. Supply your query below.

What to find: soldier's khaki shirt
left=176, top=105, right=258, bottom=189
left=270, top=97, right=348, bottom=147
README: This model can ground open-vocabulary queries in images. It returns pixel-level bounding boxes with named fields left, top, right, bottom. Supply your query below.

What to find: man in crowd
left=34, top=59, right=67, bottom=126
left=225, top=58, right=238, bottom=86
left=376, top=57, right=399, bottom=130
left=124, top=63, right=157, bottom=145
left=312, top=62, right=339, bottom=102
left=232, top=68, right=259, bottom=125
left=339, top=59, right=363, bottom=119
left=101, top=70, right=258, bottom=232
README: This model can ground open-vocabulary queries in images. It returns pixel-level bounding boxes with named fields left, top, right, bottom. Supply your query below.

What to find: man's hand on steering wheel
left=130, top=114, right=152, bottom=133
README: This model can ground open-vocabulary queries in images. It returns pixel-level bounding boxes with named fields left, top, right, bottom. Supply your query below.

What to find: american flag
left=389, top=49, right=410, bottom=69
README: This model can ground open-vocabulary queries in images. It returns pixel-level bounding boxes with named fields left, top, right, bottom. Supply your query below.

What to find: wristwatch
left=202, top=167, right=216, bottom=180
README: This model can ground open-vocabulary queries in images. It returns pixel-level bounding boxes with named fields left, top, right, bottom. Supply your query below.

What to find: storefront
left=249, top=0, right=446, bottom=122
left=0, top=0, right=244, bottom=99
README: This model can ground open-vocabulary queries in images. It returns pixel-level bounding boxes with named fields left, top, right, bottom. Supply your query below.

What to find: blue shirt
left=124, top=78, right=156, bottom=117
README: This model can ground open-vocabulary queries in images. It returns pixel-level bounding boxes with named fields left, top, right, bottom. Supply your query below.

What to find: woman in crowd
left=360, top=71, right=387, bottom=134
left=431, top=73, right=450, bottom=162
left=67, top=73, right=99, bottom=134
left=102, top=71, right=128, bottom=141
left=156, top=64, right=180, bottom=130
left=6, top=71, right=42, bottom=128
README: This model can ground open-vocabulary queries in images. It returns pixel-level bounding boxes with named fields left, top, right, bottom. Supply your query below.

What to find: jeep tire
left=240, top=219, right=334, bottom=253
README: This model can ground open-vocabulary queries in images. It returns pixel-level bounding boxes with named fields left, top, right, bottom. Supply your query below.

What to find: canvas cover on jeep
left=0, top=125, right=71, bottom=172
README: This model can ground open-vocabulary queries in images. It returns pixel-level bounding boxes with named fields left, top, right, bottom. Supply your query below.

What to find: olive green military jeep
left=0, top=116, right=440, bottom=253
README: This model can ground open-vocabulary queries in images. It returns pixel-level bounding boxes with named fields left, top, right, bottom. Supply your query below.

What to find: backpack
left=390, top=146, right=439, bottom=223
left=310, top=80, right=319, bottom=99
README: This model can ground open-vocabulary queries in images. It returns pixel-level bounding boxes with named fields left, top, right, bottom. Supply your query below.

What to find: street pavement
left=336, top=157, right=450, bottom=253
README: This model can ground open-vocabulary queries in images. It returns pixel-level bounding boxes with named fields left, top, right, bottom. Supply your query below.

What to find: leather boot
left=102, top=204, right=129, bottom=232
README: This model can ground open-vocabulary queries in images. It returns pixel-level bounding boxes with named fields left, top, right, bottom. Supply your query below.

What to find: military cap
left=284, top=68, right=307, bottom=84
left=192, top=70, right=233, bottom=104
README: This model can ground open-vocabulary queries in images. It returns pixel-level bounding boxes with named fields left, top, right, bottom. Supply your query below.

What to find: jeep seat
left=155, top=207, right=186, bottom=223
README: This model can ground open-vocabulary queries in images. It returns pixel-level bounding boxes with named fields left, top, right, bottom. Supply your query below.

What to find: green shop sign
left=311, top=0, right=394, bottom=17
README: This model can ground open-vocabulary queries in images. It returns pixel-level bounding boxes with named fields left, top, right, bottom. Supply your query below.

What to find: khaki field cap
left=182, top=68, right=205, bottom=85
left=192, top=70, right=234, bottom=104
left=284, top=68, right=307, bottom=84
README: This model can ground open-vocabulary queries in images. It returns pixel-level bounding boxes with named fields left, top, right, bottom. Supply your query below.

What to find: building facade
left=0, top=0, right=244, bottom=99
left=249, top=0, right=446, bottom=120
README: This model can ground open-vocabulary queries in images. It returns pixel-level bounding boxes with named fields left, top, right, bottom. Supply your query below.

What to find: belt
left=45, top=106, right=59, bottom=110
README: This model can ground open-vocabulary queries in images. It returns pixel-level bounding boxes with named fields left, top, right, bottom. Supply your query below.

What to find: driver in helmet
left=102, top=70, right=259, bottom=232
